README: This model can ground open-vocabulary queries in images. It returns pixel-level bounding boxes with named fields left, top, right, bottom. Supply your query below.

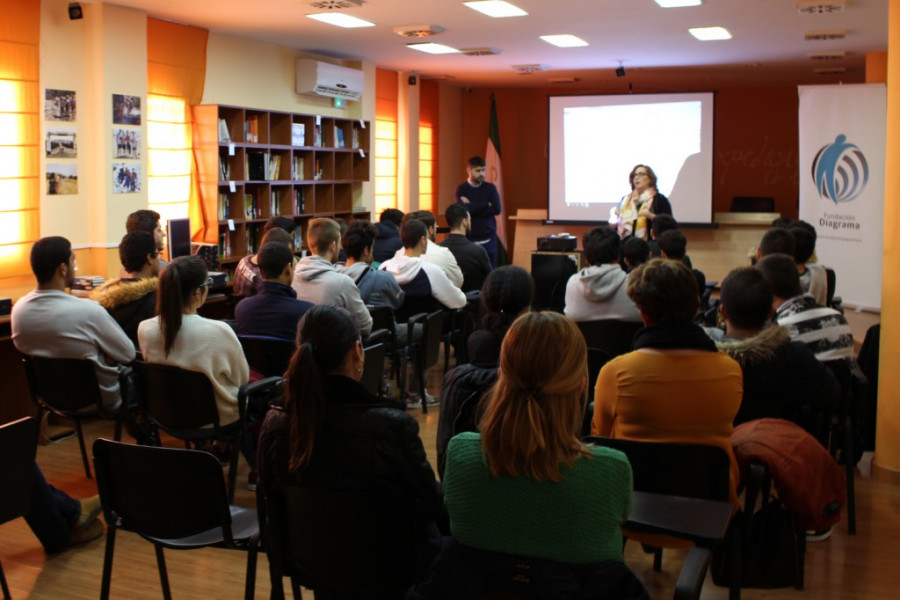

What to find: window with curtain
left=0, top=1, right=39, bottom=281
left=418, top=124, right=434, bottom=213
left=375, top=68, right=398, bottom=216
left=147, top=94, right=191, bottom=224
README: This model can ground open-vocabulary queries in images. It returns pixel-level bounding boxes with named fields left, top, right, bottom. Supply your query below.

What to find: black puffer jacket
left=436, top=363, right=498, bottom=478
left=258, top=375, right=443, bottom=524
left=373, top=221, right=403, bottom=264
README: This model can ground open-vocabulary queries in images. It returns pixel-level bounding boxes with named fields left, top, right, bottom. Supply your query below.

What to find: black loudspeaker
left=531, top=251, right=582, bottom=313
left=68, top=2, right=83, bottom=20
left=615, top=66, right=626, bottom=78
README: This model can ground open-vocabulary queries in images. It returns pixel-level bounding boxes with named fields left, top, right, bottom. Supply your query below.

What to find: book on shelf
left=244, top=193, right=261, bottom=219
left=352, top=128, right=359, bottom=149
left=314, top=124, right=322, bottom=147
left=245, top=115, right=259, bottom=143
left=315, top=159, right=322, bottom=180
left=270, top=188, right=280, bottom=215
left=267, top=154, right=281, bottom=181
left=293, top=156, right=306, bottom=180
left=336, top=127, right=345, bottom=149
left=218, top=231, right=231, bottom=258
left=218, top=118, right=230, bottom=142
left=219, top=155, right=230, bottom=181
left=247, top=152, right=266, bottom=181
left=294, top=187, right=306, bottom=214
left=292, top=123, right=306, bottom=146
left=293, top=227, right=302, bottom=251
left=217, top=192, right=231, bottom=220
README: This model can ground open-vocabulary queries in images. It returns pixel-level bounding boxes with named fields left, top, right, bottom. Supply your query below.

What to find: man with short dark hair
left=338, top=220, right=404, bottom=309
left=400, top=209, right=464, bottom=288
left=622, top=237, right=649, bottom=272
left=757, top=227, right=795, bottom=259
left=235, top=242, right=314, bottom=339
left=439, top=203, right=492, bottom=293
left=564, top=226, right=640, bottom=322
left=455, top=155, right=502, bottom=268
left=291, top=218, right=372, bottom=334
left=658, top=229, right=706, bottom=295
left=790, top=222, right=828, bottom=305
left=90, top=231, right=160, bottom=347
left=13, top=236, right=136, bottom=412
left=373, top=208, right=404, bottom=264
left=714, top=266, right=839, bottom=431
left=756, top=253, right=853, bottom=361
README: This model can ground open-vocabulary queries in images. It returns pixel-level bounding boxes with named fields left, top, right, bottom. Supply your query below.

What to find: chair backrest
left=825, top=268, right=837, bottom=307
left=361, top=342, right=387, bottom=396
left=367, top=305, right=396, bottom=333
left=395, top=294, right=440, bottom=325
left=0, top=417, right=38, bottom=525
left=585, top=347, right=612, bottom=404
left=576, top=320, right=643, bottom=359
left=132, top=360, right=223, bottom=433
left=22, top=354, right=104, bottom=415
left=239, top=335, right=296, bottom=378
left=585, top=436, right=731, bottom=502
left=93, top=438, right=236, bottom=541
left=415, top=310, right=445, bottom=371
left=267, top=485, right=425, bottom=596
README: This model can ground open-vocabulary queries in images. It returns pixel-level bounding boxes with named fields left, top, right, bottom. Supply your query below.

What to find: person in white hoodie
left=564, top=226, right=641, bottom=323
left=291, top=218, right=373, bottom=335
left=400, top=210, right=464, bottom=289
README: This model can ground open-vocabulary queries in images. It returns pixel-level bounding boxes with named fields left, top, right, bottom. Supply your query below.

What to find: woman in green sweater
left=442, top=311, right=634, bottom=565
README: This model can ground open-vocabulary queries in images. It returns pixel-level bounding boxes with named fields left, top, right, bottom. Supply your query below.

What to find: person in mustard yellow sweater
left=592, top=258, right=743, bottom=508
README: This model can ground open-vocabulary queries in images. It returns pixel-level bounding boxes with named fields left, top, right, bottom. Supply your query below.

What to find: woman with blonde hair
left=442, top=311, right=633, bottom=565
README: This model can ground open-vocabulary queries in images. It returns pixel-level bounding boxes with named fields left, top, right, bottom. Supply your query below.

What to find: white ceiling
left=108, top=0, right=889, bottom=88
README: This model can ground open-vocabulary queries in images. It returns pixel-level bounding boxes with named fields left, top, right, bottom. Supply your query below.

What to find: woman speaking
left=614, top=164, right=672, bottom=240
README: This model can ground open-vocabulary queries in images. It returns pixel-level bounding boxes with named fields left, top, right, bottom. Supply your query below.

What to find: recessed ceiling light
left=655, top=0, right=703, bottom=7
left=306, top=13, right=375, bottom=28
left=688, top=26, right=732, bottom=41
left=540, top=34, right=588, bottom=48
left=464, top=1, right=528, bottom=18
left=407, top=42, right=459, bottom=54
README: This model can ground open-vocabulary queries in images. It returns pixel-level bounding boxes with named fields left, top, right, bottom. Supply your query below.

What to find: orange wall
left=457, top=86, right=801, bottom=251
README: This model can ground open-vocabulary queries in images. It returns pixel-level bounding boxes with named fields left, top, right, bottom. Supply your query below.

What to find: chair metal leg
left=155, top=544, right=172, bottom=600
left=75, top=420, right=92, bottom=479
left=227, top=437, right=240, bottom=504
left=1, top=559, right=11, bottom=600
left=100, top=525, right=117, bottom=600
left=244, top=534, right=259, bottom=600
left=113, top=416, right=123, bottom=442
left=795, top=520, right=806, bottom=590
left=417, top=350, right=428, bottom=415
left=673, top=547, right=711, bottom=600
left=844, top=416, right=857, bottom=534
left=653, top=547, right=662, bottom=572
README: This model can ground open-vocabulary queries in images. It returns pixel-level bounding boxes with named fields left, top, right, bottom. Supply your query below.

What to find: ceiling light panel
left=540, top=34, right=589, bottom=48
left=407, top=42, right=459, bottom=54
left=654, top=0, right=703, bottom=7
left=464, top=1, right=528, bottom=18
left=688, top=26, right=732, bottom=41
left=306, top=13, right=375, bottom=28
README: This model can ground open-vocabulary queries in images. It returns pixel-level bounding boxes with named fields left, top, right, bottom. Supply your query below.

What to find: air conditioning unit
left=296, top=59, right=363, bottom=101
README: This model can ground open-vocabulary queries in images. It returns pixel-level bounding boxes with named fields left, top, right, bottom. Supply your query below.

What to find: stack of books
left=71, top=276, right=105, bottom=291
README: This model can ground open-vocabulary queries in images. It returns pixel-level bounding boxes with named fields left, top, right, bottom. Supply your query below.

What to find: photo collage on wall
left=45, top=88, right=78, bottom=195
left=112, top=94, right=142, bottom=193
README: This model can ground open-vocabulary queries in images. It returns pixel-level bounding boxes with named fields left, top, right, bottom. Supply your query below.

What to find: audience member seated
left=122, top=209, right=167, bottom=275
left=232, top=227, right=295, bottom=298
left=291, top=217, right=373, bottom=335
left=401, top=210, right=464, bottom=289
left=13, top=236, right=136, bottom=414
left=91, top=231, right=159, bottom=347
left=713, top=267, right=839, bottom=434
left=337, top=220, right=404, bottom=310
left=441, top=311, right=633, bottom=565
left=790, top=221, right=828, bottom=305
left=437, top=266, right=534, bottom=476
left=373, top=208, right=404, bottom=265
left=235, top=242, right=313, bottom=340
left=622, top=236, right=650, bottom=272
left=756, top=227, right=795, bottom=261
left=438, top=203, right=492, bottom=293
left=138, top=255, right=249, bottom=426
left=564, top=226, right=641, bottom=323
left=380, top=220, right=467, bottom=313
left=257, top=305, right=444, bottom=536
left=592, top=258, right=743, bottom=508
left=25, top=462, right=104, bottom=552
left=657, top=229, right=706, bottom=294
left=647, top=214, right=682, bottom=262
left=756, top=253, right=854, bottom=362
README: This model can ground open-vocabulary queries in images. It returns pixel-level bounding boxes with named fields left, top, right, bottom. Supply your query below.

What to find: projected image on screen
left=548, top=93, right=714, bottom=225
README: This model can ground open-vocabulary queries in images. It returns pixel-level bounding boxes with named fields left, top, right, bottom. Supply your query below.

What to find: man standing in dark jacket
left=455, top=156, right=501, bottom=268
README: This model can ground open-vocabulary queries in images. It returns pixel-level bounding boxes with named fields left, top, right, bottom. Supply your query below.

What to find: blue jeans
left=24, top=462, right=81, bottom=553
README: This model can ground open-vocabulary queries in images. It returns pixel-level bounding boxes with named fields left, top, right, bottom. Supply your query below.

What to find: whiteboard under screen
left=548, top=93, right=714, bottom=224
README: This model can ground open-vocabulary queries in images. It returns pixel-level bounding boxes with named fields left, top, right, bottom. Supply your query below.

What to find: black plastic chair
left=0, top=417, right=38, bottom=600
left=21, top=354, right=124, bottom=479
left=361, top=328, right=390, bottom=397
left=442, top=306, right=476, bottom=374
left=367, top=305, right=404, bottom=394
left=585, top=436, right=739, bottom=600
left=823, top=359, right=859, bottom=535
left=575, top=320, right=642, bottom=361
left=262, top=486, right=426, bottom=600
left=133, top=360, right=282, bottom=502
left=239, top=335, right=296, bottom=378
left=93, top=439, right=259, bottom=600
left=824, top=268, right=843, bottom=313
left=408, top=310, right=444, bottom=413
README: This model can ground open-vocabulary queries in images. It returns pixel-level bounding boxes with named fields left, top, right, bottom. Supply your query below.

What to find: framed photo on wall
left=45, top=89, right=76, bottom=122
left=112, top=163, right=141, bottom=193
left=46, top=164, right=78, bottom=195
left=112, top=94, right=141, bottom=125
left=113, top=128, right=141, bottom=159
left=45, top=128, right=77, bottom=158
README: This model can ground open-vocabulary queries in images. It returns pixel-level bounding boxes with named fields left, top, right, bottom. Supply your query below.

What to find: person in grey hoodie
left=338, top=220, right=404, bottom=310
left=564, top=226, right=641, bottom=323
left=291, top=218, right=373, bottom=335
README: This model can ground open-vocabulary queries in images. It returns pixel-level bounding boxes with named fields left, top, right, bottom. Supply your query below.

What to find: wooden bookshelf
left=193, top=104, right=371, bottom=277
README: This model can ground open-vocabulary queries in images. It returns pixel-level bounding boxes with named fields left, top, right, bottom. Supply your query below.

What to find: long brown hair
left=156, top=255, right=207, bottom=356
left=479, top=311, right=590, bottom=481
left=284, top=305, right=361, bottom=473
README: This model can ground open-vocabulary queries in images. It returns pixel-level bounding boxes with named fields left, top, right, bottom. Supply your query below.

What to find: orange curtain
left=147, top=18, right=208, bottom=239
left=374, top=68, right=399, bottom=215
left=0, top=0, right=40, bottom=281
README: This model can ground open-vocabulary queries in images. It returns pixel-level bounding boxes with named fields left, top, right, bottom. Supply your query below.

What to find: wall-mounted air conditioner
left=296, top=59, right=363, bottom=101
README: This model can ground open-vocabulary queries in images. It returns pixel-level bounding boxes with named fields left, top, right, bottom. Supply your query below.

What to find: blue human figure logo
left=811, top=134, right=869, bottom=204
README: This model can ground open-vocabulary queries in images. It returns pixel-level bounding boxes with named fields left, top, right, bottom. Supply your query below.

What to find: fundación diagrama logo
left=811, top=134, right=869, bottom=204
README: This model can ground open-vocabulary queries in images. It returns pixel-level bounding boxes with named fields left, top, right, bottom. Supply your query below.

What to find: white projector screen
left=548, top=92, right=715, bottom=225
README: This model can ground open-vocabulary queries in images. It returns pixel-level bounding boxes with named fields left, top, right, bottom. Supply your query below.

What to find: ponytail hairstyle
left=479, top=311, right=590, bottom=482
left=479, top=266, right=534, bottom=340
left=156, top=255, right=207, bottom=357
left=284, top=305, right=362, bottom=473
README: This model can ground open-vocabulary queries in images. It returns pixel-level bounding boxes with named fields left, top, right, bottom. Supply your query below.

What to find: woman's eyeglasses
left=198, top=277, right=214, bottom=288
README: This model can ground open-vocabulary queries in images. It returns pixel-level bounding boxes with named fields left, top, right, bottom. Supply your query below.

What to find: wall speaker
left=68, top=2, right=83, bottom=20
left=615, top=66, right=626, bottom=78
